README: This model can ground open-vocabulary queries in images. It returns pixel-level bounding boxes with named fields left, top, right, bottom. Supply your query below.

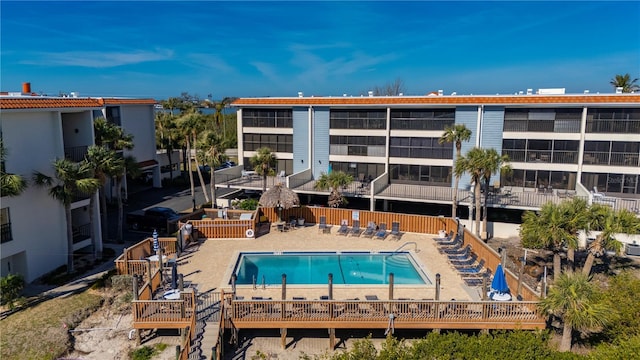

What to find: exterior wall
left=312, top=107, right=330, bottom=177
left=454, top=106, right=479, bottom=189
left=481, top=106, right=505, bottom=182
left=292, top=107, right=310, bottom=173
left=120, top=104, right=157, bottom=166
left=1, top=111, right=69, bottom=282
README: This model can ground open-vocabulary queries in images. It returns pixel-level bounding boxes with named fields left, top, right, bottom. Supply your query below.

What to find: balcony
left=73, top=223, right=91, bottom=244
left=64, top=145, right=88, bottom=163
left=1, top=222, right=12, bottom=243
left=583, top=151, right=640, bottom=167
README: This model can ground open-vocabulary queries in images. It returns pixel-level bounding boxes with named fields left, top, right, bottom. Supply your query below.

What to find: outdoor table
left=163, top=289, right=181, bottom=300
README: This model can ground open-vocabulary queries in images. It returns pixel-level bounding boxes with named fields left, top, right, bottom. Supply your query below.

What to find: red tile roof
left=232, top=94, right=640, bottom=106
left=0, top=96, right=156, bottom=110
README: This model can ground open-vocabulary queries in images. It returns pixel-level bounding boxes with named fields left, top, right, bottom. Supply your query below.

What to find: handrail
left=388, top=241, right=419, bottom=256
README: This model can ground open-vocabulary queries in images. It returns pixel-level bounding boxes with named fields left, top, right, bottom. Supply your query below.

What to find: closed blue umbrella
left=152, top=229, right=159, bottom=254
left=491, top=264, right=510, bottom=294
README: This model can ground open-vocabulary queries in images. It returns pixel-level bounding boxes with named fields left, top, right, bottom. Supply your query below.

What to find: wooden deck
left=230, top=299, right=545, bottom=330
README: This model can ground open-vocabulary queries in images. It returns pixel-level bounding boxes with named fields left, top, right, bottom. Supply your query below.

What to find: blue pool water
left=232, top=252, right=431, bottom=285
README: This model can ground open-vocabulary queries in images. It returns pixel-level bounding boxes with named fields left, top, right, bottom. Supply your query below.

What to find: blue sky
left=1, top=1, right=638, bottom=99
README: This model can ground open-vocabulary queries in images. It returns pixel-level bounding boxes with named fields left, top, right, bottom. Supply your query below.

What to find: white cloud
left=21, top=49, right=174, bottom=68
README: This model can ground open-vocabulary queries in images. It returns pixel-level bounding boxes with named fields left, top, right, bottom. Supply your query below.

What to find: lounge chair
left=349, top=220, right=362, bottom=236
left=390, top=221, right=402, bottom=240
left=362, top=221, right=376, bottom=237
left=456, top=259, right=485, bottom=273
left=375, top=223, right=388, bottom=239
left=447, top=245, right=472, bottom=259
left=337, top=219, right=349, bottom=235
left=318, top=216, right=331, bottom=234
left=449, top=253, right=478, bottom=267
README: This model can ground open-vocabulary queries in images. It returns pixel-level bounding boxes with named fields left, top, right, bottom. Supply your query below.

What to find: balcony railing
left=1, top=223, right=12, bottom=243
left=503, top=150, right=578, bottom=164
left=64, top=145, right=88, bottom=163
left=583, top=151, right=640, bottom=167
left=72, top=223, right=91, bottom=244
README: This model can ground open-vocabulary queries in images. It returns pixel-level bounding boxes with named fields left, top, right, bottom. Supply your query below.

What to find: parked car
left=126, top=206, right=181, bottom=234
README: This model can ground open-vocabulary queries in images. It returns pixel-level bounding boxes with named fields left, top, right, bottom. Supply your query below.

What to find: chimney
left=368, top=91, right=374, bottom=97
left=615, top=87, right=623, bottom=94
left=22, top=82, right=31, bottom=94
left=297, top=91, right=303, bottom=97
left=526, top=88, right=533, bottom=95
left=437, top=89, right=443, bottom=96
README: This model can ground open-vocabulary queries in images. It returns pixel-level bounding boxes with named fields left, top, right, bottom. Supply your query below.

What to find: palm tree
left=439, top=124, right=472, bottom=219
left=199, top=130, right=229, bottom=207
left=560, top=197, right=590, bottom=271
left=583, top=207, right=640, bottom=276
left=314, top=170, right=354, bottom=207
left=177, top=111, right=208, bottom=210
left=454, top=147, right=485, bottom=236
left=481, top=148, right=510, bottom=239
left=155, top=112, right=180, bottom=182
left=85, top=145, right=119, bottom=257
left=610, top=73, right=639, bottom=93
left=539, top=271, right=610, bottom=352
left=113, top=155, right=140, bottom=242
left=250, top=147, right=277, bottom=193
left=212, top=97, right=233, bottom=139
left=33, top=159, right=100, bottom=273
left=0, top=140, right=27, bottom=197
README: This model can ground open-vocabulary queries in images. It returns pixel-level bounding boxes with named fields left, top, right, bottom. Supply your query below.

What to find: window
left=586, top=108, right=640, bottom=133
left=330, top=162, right=385, bottom=180
left=503, top=108, right=581, bottom=133
left=243, top=134, right=293, bottom=152
left=389, top=137, right=452, bottom=159
left=390, top=164, right=452, bottom=186
left=390, top=109, right=455, bottom=130
left=330, top=110, right=386, bottom=129
left=1, top=208, right=11, bottom=244
left=502, top=170, right=575, bottom=190
left=242, top=109, right=293, bottom=128
left=330, top=136, right=385, bottom=156
left=105, top=106, right=121, bottom=126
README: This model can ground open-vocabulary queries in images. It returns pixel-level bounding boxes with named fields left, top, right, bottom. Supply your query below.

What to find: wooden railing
left=114, top=237, right=179, bottom=275
left=259, top=207, right=456, bottom=235
left=132, top=289, right=195, bottom=328
left=230, top=299, right=544, bottom=330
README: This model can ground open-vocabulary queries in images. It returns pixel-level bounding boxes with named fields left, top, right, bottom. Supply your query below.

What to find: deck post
left=388, top=273, right=394, bottom=300
left=123, top=247, right=129, bottom=274
left=132, top=276, right=139, bottom=300
left=280, top=328, right=287, bottom=349
left=482, top=273, right=489, bottom=301
left=178, top=274, right=184, bottom=291
left=146, top=260, right=152, bottom=285
left=329, top=328, right=336, bottom=349
left=328, top=273, right=333, bottom=300
left=435, top=273, right=441, bottom=300
left=175, top=345, right=181, bottom=359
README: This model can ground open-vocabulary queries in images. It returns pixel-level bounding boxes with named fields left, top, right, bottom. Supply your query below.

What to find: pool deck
left=179, top=224, right=480, bottom=302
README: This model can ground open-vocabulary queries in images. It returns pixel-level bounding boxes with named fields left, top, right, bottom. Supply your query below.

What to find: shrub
left=111, top=275, right=133, bottom=292
left=0, top=274, right=24, bottom=309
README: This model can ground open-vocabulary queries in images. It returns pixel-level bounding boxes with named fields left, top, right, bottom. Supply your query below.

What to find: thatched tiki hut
left=259, top=184, right=300, bottom=221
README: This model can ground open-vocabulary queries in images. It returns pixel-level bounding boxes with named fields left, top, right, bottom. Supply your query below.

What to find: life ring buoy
left=245, top=229, right=254, bottom=238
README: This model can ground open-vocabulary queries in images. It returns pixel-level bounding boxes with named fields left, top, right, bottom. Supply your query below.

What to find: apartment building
left=229, top=90, right=640, bottom=237
left=0, top=85, right=157, bottom=282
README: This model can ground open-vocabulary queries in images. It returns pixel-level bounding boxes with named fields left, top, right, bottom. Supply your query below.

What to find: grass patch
left=0, top=291, right=103, bottom=360
left=130, top=343, right=169, bottom=360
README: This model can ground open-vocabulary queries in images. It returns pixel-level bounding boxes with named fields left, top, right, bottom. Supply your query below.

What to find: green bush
left=0, top=274, right=24, bottom=309
left=111, top=275, right=133, bottom=292
left=129, top=343, right=168, bottom=360
left=238, top=198, right=259, bottom=210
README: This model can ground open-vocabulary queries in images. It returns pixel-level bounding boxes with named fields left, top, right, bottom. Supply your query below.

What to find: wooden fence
left=260, top=206, right=455, bottom=236
left=230, top=299, right=544, bottom=330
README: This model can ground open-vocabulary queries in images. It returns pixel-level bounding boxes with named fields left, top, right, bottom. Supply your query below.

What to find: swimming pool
left=231, top=251, right=431, bottom=285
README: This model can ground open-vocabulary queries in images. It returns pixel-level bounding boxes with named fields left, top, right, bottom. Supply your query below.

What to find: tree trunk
left=582, top=253, right=595, bottom=276
left=452, top=175, right=459, bottom=219
left=186, top=138, right=196, bottom=211
left=65, top=206, right=75, bottom=273
left=262, top=173, right=267, bottom=193
left=567, top=248, right=575, bottom=272
left=560, top=321, right=573, bottom=352
left=192, top=141, right=210, bottom=203
left=116, top=177, right=124, bottom=243
left=166, top=150, right=174, bottom=182
left=89, top=195, right=97, bottom=260
left=99, top=187, right=108, bottom=242
left=483, top=176, right=491, bottom=240
left=554, top=252, right=561, bottom=282
left=474, top=181, right=482, bottom=237
left=210, top=167, right=216, bottom=208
